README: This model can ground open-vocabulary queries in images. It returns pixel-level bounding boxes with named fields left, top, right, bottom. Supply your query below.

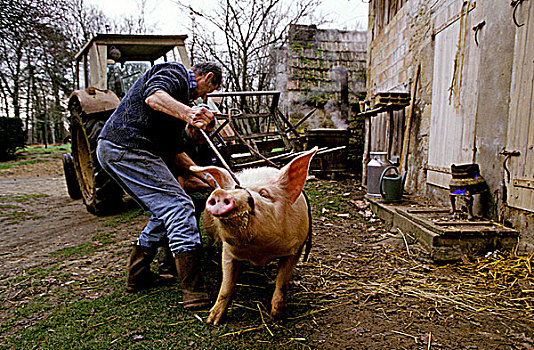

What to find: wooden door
left=427, top=0, right=480, bottom=188
left=506, top=0, right=534, bottom=212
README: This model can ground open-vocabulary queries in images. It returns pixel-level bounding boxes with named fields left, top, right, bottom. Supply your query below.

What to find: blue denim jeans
left=96, top=139, right=201, bottom=255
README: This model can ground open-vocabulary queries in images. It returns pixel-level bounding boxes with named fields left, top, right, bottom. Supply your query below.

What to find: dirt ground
left=1, top=150, right=533, bottom=349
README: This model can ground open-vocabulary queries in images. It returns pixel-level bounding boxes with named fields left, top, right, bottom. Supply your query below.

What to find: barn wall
left=367, top=0, right=534, bottom=249
left=367, top=0, right=433, bottom=198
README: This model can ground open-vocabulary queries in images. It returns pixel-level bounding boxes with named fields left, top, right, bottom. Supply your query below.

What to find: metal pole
left=198, top=128, right=240, bottom=186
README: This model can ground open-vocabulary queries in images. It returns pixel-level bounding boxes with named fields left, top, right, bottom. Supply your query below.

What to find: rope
left=197, top=127, right=241, bottom=186
left=448, top=1, right=470, bottom=108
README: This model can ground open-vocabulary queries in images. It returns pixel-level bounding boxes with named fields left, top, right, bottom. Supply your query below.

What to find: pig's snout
left=206, top=190, right=236, bottom=216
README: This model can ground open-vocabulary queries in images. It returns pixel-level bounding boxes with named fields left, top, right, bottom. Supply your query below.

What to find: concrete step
left=367, top=196, right=519, bottom=262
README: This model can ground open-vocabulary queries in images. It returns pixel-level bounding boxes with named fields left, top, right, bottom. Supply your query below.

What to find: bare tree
left=174, top=0, right=321, bottom=93
left=115, top=0, right=156, bottom=34
left=0, top=0, right=154, bottom=144
left=0, top=0, right=55, bottom=120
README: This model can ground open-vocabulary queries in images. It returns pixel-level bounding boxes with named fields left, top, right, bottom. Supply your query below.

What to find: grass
left=1, top=234, right=315, bottom=349
left=0, top=194, right=49, bottom=203
left=1, top=276, right=311, bottom=349
left=101, top=208, right=148, bottom=228
left=50, top=242, right=98, bottom=258
left=50, top=210, right=147, bottom=259
left=0, top=158, right=49, bottom=170
left=0, top=144, right=70, bottom=169
left=0, top=191, right=325, bottom=349
left=21, top=144, right=71, bottom=154
left=51, top=231, right=121, bottom=258
left=0, top=178, right=349, bottom=349
left=0, top=195, right=50, bottom=224
left=305, top=181, right=350, bottom=220
left=0, top=194, right=50, bottom=224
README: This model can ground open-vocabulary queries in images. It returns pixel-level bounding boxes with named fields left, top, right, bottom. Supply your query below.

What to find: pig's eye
left=259, top=189, right=271, bottom=199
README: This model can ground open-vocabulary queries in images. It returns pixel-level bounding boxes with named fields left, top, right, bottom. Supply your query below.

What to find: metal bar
left=292, top=108, right=316, bottom=130
left=210, top=119, right=229, bottom=139
left=198, top=128, right=240, bottom=186
left=75, top=60, right=79, bottom=90
left=276, top=107, right=300, bottom=137
left=268, top=92, right=293, bottom=151
left=207, top=91, right=281, bottom=98
left=216, top=113, right=271, bottom=120
left=227, top=108, right=278, bottom=168
left=83, top=54, right=89, bottom=88
left=223, top=132, right=279, bottom=141
left=233, top=147, right=329, bottom=169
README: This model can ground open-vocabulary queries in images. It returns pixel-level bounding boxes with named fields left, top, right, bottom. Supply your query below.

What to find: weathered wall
left=366, top=0, right=433, bottom=196
left=275, top=24, right=367, bottom=129
left=473, top=1, right=516, bottom=219
left=366, top=0, right=533, bottom=249
left=275, top=24, right=368, bottom=173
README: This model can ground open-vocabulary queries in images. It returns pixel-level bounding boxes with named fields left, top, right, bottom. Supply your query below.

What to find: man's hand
left=189, top=106, right=214, bottom=130
left=145, top=90, right=214, bottom=129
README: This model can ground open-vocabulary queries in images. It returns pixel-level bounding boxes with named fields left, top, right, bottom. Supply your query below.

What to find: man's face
left=191, top=72, right=218, bottom=100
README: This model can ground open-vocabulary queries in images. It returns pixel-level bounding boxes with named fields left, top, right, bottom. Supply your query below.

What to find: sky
left=86, top=0, right=369, bottom=35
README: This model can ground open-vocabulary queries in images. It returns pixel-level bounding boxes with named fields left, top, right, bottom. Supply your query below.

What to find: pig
left=190, top=147, right=317, bottom=325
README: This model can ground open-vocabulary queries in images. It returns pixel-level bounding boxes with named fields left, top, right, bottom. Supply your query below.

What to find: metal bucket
left=366, top=152, right=391, bottom=198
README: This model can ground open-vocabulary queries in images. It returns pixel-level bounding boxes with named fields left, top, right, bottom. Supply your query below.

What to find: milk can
left=366, top=152, right=391, bottom=198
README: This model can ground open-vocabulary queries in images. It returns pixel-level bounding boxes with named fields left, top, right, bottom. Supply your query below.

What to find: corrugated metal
left=506, top=0, right=534, bottom=212
left=427, top=1, right=480, bottom=189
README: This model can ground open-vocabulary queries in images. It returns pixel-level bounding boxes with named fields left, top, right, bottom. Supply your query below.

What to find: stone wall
left=275, top=24, right=367, bottom=130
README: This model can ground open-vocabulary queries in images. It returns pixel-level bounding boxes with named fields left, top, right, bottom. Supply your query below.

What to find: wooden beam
left=399, top=65, right=421, bottom=174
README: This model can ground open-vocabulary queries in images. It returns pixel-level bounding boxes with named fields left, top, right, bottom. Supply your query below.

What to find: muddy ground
left=0, top=149, right=533, bottom=349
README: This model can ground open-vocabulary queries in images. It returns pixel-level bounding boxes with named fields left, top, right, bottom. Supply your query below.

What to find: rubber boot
left=157, top=243, right=178, bottom=277
left=126, top=245, right=175, bottom=292
left=175, top=250, right=210, bottom=309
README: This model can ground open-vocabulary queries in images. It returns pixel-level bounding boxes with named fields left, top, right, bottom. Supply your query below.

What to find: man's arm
left=145, top=90, right=213, bottom=129
left=174, top=152, right=197, bottom=171
left=173, top=152, right=212, bottom=190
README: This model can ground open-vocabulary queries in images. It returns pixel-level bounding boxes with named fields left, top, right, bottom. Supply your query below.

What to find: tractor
left=64, top=34, right=191, bottom=215
left=64, top=34, right=346, bottom=215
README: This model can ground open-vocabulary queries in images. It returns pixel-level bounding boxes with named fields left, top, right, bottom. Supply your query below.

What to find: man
left=96, top=61, right=222, bottom=309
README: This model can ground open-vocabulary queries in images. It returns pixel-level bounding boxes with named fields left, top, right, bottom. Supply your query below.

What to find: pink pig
left=190, top=147, right=317, bottom=325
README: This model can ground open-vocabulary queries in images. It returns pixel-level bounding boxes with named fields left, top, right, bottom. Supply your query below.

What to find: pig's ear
left=277, top=147, right=318, bottom=203
left=190, top=165, right=236, bottom=189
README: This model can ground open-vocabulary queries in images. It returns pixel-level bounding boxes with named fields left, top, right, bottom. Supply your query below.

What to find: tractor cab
left=70, top=34, right=190, bottom=114
left=66, top=34, right=191, bottom=214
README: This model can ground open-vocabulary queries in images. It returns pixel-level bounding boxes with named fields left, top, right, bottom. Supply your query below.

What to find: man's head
left=191, top=62, right=223, bottom=100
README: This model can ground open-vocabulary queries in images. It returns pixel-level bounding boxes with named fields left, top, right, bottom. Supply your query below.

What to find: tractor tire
left=62, top=153, right=82, bottom=200
left=69, top=98, right=123, bottom=215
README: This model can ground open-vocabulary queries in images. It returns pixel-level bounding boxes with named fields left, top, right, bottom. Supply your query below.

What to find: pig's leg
left=207, top=247, right=240, bottom=325
left=271, top=253, right=300, bottom=318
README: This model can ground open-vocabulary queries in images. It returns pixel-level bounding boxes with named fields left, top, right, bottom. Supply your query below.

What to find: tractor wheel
left=69, top=98, right=123, bottom=215
left=62, top=153, right=82, bottom=200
